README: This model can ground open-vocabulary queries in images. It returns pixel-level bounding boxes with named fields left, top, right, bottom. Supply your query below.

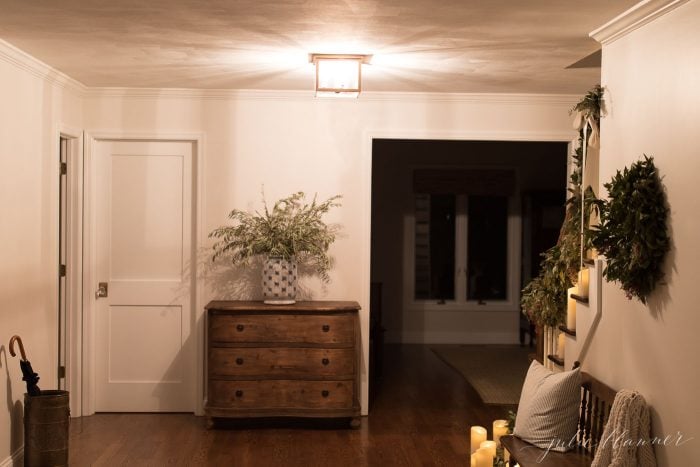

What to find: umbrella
left=9, top=335, right=41, bottom=396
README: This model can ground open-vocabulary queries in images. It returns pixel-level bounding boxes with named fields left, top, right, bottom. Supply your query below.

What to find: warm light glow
left=567, top=287, right=577, bottom=330
left=310, top=54, right=370, bottom=97
left=557, top=332, right=565, bottom=358
left=470, top=425, right=487, bottom=454
left=578, top=268, right=590, bottom=296
left=475, top=447, right=492, bottom=467
left=480, top=440, right=497, bottom=459
left=493, top=419, right=508, bottom=446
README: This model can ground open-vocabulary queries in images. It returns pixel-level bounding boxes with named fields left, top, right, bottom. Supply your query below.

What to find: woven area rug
left=431, top=345, right=530, bottom=406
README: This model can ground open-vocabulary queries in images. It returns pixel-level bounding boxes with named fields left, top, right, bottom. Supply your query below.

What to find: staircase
left=543, top=257, right=603, bottom=373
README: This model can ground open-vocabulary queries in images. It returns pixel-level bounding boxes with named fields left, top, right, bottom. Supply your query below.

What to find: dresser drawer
left=208, top=380, right=354, bottom=410
left=209, top=347, right=354, bottom=378
left=209, top=314, right=354, bottom=345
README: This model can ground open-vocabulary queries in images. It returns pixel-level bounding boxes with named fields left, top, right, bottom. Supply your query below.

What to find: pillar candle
left=470, top=453, right=476, bottom=467
left=578, top=268, right=590, bottom=297
left=557, top=332, right=565, bottom=358
left=493, top=419, right=508, bottom=446
left=475, top=447, right=491, bottom=467
left=480, top=440, right=497, bottom=459
left=470, top=426, right=487, bottom=454
left=588, top=247, right=598, bottom=260
left=567, top=287, right=577, bottom=330
left=504, top=448, right=510, bottom=463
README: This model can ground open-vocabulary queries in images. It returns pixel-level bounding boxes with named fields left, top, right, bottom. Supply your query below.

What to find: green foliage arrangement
left=520, top=85, right=603, bottom=327
left=593, top=156, right=670, bottom=303
left=210, top=191, right=342, bottom=283
left=571, top=84, right=604, bottom=121
left=507, top=410, right=517, bottom=434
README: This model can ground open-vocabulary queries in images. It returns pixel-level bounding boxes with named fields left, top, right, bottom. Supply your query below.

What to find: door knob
left=95, top=282, right=108, bottom=299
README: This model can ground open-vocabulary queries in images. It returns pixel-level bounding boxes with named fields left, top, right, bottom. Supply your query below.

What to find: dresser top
left=205, top=300, right=361, bottom=312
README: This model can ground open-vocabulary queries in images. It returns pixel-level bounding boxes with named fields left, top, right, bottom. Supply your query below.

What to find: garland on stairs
left=520, top=86, right=603, bottom=327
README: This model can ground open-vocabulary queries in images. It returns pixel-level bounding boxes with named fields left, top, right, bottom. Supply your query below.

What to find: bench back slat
left=579, top=372, right=617, bottom=456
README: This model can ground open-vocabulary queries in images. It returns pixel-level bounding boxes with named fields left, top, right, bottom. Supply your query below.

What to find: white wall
left=83, top=90, right=577, bottom=414
left=0, top=41, right=83, bottom=464
left=586, top=1, right=700, bottom=464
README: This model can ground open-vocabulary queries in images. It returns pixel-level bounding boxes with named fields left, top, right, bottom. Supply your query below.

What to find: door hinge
left=59, top=264, right=66, bottom=277
left=60, top=162, right=67, bottom=175
left=58, top=366, right=66, bottom=379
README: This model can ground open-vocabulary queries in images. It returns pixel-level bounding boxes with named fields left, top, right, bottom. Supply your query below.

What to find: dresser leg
left=349, top=417, right=361, bottom=429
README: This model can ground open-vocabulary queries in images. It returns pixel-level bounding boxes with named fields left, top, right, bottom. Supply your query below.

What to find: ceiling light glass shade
left=311, top=54, right=369, bottom=98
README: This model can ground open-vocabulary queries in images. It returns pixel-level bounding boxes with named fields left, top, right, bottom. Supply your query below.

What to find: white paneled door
left=94, top=140, right=194, bottom=412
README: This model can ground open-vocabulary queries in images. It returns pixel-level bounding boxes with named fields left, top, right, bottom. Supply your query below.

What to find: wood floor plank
left=70, top=345, right=517, bottom=466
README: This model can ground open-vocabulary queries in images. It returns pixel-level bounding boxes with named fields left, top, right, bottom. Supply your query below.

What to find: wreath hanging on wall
left=593, top=155, right=670, bottom=303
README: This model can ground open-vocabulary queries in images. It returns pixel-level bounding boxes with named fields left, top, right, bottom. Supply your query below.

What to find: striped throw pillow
left=513, top=360, right=581, bottom=452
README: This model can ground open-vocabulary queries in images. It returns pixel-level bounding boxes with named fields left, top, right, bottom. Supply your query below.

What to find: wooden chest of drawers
left=204, top=300, right=361, bottom=427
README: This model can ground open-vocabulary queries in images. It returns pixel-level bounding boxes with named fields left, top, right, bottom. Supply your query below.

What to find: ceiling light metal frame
left=310, top=53, right=372, bottom=97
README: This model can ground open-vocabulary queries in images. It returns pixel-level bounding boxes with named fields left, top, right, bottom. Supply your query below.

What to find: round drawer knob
left=235, top=390, right=243, bottom=397
left=321, top=390, right=330, bottom=398
left=322, top=325, right=330, bottom=332
left=321, top=358, right=330, bottom=366
left=236, top=358, right=244, bottom=365
left=236, top=324, right=245, bottom=332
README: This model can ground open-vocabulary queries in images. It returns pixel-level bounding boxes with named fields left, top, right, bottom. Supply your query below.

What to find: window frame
left=404, top=175, right=522, bottom=313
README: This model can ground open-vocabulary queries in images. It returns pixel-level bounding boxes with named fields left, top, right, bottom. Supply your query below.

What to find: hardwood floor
left=69, top=345, right=515, bottom=466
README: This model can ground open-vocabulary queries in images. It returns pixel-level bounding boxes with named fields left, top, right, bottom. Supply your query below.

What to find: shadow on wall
left=0, top=346, right=24, bottom=455
left=182, top=247, right=328, bottom=301
left=647, top=208, right=676, bottom=319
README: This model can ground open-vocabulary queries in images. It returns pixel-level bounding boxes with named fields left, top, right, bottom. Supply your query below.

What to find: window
left=467, top=196, right=508, bottom=301
left=414, top=194, right=455, bottom=300
left=411, top=191, right=520, bottom=309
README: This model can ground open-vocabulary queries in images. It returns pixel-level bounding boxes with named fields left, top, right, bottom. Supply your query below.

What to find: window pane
left=415, top=194, right=455, bottom=300
left=467, top=196, right=508, bottom=301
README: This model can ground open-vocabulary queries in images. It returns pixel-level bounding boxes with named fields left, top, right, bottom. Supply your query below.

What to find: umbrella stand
left=9, top=335, right=69, bottom=467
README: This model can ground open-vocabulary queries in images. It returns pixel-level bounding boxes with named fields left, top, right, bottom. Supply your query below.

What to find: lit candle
left=567, top=287, right=577, bottom=330
left=504, top=448, right=510, bottom=463
left=470, top=453, right=476, bottom=467
left=557, top=332, right=565, bottom=358
left=480, top=440, right=497, bottom=459
left=493, top=419, right=508, bottom=446
left=578, top=268, right=590, bottom=297
left=470, top=426, right=487, bottom=453
left=475, top=447, right=492, bottom=467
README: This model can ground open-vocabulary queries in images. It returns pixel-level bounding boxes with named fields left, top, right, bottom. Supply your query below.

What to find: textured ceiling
left=0, top=0, right=639, bottom=93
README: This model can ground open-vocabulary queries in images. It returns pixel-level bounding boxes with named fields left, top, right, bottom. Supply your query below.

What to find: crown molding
left=361, top=91, right=578, bottom=106
left=590, top=0, right=691, bottom=45
left=0, top=39, right=86, bottom=96
left=83, top=86, right=578, bottom=106
left=83, top=87, right=314, bottom=100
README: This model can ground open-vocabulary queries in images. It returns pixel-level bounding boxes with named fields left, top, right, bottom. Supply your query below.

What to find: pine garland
left=520, top=86, right=603, bottom=327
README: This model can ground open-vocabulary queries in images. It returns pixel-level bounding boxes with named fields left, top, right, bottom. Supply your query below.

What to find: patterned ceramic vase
left=262, top=256, right=298, bottom=304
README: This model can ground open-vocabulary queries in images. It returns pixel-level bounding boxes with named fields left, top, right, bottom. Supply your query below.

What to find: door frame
left=361, top=129, right=574, bottom=408
left=79, top=131, right=206, bottom=416
left=56, top=125, right=84, bottom=417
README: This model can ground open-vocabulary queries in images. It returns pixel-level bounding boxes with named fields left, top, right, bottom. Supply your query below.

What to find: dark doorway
left=369, top=139, right=567, bottom=355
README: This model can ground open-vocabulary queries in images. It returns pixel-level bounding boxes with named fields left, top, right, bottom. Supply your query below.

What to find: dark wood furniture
left=204, top=300, right=362, bottom=428
left=501, top=371, right=618, bottom=467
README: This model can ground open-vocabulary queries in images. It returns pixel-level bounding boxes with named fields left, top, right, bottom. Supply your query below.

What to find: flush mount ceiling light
left=310, top=54, right=372, bottom=98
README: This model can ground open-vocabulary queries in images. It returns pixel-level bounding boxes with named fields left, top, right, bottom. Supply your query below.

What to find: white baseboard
left=0, top=447, right=23, bottom=467
left=385, top=330, right=520, bottom=344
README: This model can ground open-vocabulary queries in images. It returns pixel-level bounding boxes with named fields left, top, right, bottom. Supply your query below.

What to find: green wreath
left=593, top=156, right=670, bottom=303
